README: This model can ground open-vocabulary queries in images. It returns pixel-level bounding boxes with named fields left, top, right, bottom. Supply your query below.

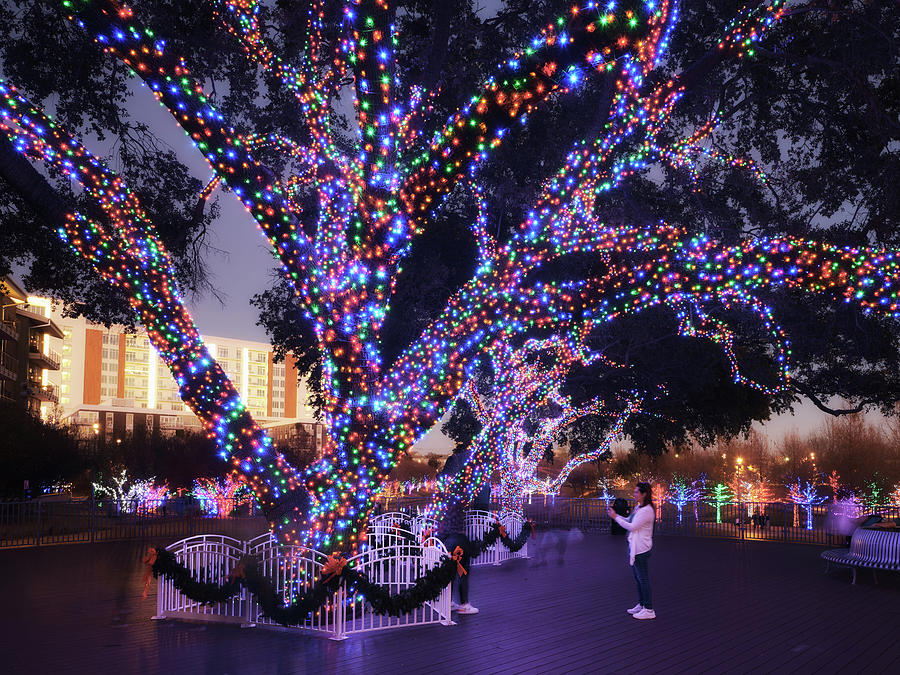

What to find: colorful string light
left=4, top=0, right=891, bottom=556
left=786, top=479, right=826, bottom=530
left=429, top=326, right=642, bottom=517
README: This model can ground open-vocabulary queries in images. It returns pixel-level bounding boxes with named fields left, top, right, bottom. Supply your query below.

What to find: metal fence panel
left=0, top=498, right=266, bottom=549
left=374, top=496, right=900, bottom=547
left=3, top=497, right=899, bottom=549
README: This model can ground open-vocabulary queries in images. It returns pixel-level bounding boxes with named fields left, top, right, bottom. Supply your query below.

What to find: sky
left=16, top=5, right=888, bottom=454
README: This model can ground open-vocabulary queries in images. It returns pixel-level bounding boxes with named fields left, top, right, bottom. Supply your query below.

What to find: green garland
left=150, top=520, right=534, bottom=625
left=466, top=519, right=532, bottom=555
left=496, top=524, right=531, bottom=553
left=241, top=562, right=344, bottom=625
left=342, top=558, right=459, bottom=617
left=151, top=548, right=245, bottom=605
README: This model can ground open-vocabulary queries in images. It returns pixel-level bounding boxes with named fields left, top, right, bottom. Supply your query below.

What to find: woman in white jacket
left=607, top=482, right=656, bottom=620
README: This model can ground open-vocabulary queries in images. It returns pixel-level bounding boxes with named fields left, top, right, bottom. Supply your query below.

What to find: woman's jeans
left=632, top=551, right=652, bottom=609
left=442, top=533, right=471, bottom=604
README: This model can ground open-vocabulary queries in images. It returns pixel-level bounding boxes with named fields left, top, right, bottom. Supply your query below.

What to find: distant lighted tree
left=192, top=474, right=253, bottom=518
left=828, top=470, right=843, bottom=501
left=93, top=468, right=169, bottom=514
left=787, top=479, right=826, bottom=530
left=890, top=484, right=900, bottom=508
left=651, top=482, right=668, bottom=522
left=745, top=480, right=774, bottom=517
left=668, top=477, right=701, bottom=524
left=832, top=494, right=864, bottom=521
left=710, top=483, right=730, bottom=524
left=862, top=477, right=886, bottom=509
left=727, top=474, right=752, bottom=506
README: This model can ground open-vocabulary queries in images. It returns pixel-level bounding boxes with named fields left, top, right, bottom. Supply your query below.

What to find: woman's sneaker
left=633, top=608, right=656, bottom=620
left=456, top=603, right=479, bottom=614
left=450, top=602, right=461, bottom=611
left=626, top=604, right=643, bottom=615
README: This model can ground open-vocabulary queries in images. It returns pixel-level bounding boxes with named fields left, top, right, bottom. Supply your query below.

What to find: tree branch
left=792, top=382, right=875, bottom=416
left=400, top=0, right=658, bottom=220
left=421, top=0, right=462, bottom=93
left=63, top=0, right=312, bottom=263
left=0, top=134, right=70, bottom=226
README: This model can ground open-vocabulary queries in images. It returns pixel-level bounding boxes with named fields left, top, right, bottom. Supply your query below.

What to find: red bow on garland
left=451, top=546, right=467, bottom=577
left=322, top=553, right=347, bottom=583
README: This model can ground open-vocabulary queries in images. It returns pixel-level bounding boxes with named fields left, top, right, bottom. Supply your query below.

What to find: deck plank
left=1, top=531, right=899, bottom=673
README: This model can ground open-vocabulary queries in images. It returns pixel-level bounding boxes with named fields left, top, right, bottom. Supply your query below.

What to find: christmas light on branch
left=193, top=474, right=255, bottom=518
left=667, top=478, right=701, bottom=524
left=3, top=0, right=890, bottom=557
left=710, top=483, right=730, bottom=524
left=430, top=326, right=639, bottom=515
left=786, top=479, right=826, bottom=530
left=0, top=81, right=302, bottom=525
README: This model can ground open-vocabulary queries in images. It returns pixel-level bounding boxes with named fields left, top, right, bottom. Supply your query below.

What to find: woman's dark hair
left=636, top=482, right=654, bottom=508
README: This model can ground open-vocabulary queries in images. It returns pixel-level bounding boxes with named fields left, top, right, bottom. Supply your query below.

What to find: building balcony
left=27, top=381, right=58, bottom=403
left=0, top=320, right=17, bottom=341
left=28, top=345, right=61, bottom=370
left=0, top=352, right=17, bottom=381
left=16, top=304, right=65, bottom=339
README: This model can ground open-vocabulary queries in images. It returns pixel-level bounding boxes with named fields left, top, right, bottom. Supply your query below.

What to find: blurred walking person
left=438, top=447, right=479, bottom=614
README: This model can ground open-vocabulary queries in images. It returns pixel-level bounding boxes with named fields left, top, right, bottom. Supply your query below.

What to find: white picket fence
left=153, top=534, right=251, bottom=627
left=153, top=530, right=452, bottom=640
left=370, top=510, right=530, bottom=566
left=369, top=512, right=438, bottom=542
left=466, top=510, right=530, bottom=566
left=153, top=511, right=528, bottom=638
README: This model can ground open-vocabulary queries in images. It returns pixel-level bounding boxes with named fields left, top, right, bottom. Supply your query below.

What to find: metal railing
left=5, top=495, right=897, bottom=550
left=0, top=320, right=18, bottom=341
left=464, top=510, right=529, bottom=566
left=522, top=496, right=900, bottom=546
left=0, top=352, right=16, bottom=381
left=375, top=495, right=900, bottom=547
left=0, top=497, right=266, bottom=549
left=28, top=381, right=58, bottom=403
left=28, top=344, right=60, bottom=369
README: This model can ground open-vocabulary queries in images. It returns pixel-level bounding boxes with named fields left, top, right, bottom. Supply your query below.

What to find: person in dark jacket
left=471, top=474, right=492, bottom=511
left=438, top=447, right=479, bottom=614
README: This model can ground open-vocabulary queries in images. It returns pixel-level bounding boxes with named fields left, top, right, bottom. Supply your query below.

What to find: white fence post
left=241, top=538, right=256, bottom=628
left=329, top=584, right=347, bottom=641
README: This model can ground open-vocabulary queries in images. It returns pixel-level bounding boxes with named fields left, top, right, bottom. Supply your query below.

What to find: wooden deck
left=1, top=530, right=898, bottom=674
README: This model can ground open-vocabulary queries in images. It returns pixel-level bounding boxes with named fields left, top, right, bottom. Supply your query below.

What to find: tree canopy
left=0, top=0, right=898, bottom=551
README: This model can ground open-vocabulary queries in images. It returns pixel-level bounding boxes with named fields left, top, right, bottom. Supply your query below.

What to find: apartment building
left=34, top=303, right=323, bottom=449
left=0, top=277, right=64, bottom=416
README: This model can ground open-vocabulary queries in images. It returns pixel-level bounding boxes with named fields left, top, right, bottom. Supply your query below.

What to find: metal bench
left=822, top=525, right=900, bottom=584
